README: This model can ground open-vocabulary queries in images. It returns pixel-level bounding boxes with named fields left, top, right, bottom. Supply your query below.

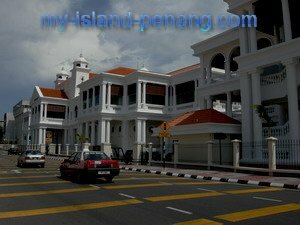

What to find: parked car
left=59, top=151, right=120, bottom=182
left=8, top=147, right=22, bottom=155
left=17, top=150, right=45, bottom=168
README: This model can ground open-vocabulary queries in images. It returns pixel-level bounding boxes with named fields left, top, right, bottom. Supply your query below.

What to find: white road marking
left=196, top=187, right=216, bottom=192
left=253, top=196, right=282, bottom=202
left=159, top=181, right=172, bottom=185
left=89, top=184, right=100, bottom=189
left=118, top=193, right=136, bottom=199
left=11, top=170, right=21, bottom=174
left=166, top=207, right=192, bottom=215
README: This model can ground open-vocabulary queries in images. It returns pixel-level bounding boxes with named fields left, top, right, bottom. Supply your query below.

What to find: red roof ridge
left=105, top=67, right=137, bottom=76
left=167, top=63, right=200, bottom=76
left=39, top=87, right=68, bottom=99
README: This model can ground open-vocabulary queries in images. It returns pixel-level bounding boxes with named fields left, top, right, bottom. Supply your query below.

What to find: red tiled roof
left=89, top=73, right=99, bottom=79
left=167, top=64, right=200, bottom=76
left=40, top=88, right=68, bottom=99
left=105, top=67, right=137, bottom=76
left=165, top=109, right=240, bottom=128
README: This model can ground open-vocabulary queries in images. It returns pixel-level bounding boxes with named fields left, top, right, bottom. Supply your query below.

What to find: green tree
left=76, top=133, right=89, bottom=145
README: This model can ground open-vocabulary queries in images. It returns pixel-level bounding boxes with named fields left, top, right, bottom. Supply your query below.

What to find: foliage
left=76, top=133, right=89, bottom=144
left=252, top=104, right=274, bottom=137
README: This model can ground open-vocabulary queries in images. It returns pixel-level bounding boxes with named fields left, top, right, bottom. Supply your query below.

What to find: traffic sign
left=159, top=122, right=170, bottom=132
left=159, top=131, right=171, bottom=138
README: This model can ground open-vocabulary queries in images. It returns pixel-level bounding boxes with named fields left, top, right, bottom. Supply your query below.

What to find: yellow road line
left=174, top=219, right=223, bottom=225
left=0, top=175, right=56, bottom=180
left=173, top=182, right=221, bottom=185
left=0, top=199, right=143, bottom=219
left=225, top=187, right=283, bottom=194
left=215, top=203, right=300, bottom=222
left=145, top=192, right=224, bottom=202
left=103, top=183, right=172, bottom=189
left=0, top=180, right=68, bottom=187
left=113, top=177, right=185, bottom=181
left=0, top=187, right=99, bottom=198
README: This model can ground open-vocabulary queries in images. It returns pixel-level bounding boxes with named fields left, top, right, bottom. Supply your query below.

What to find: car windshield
left=83, top=152, right=110, bottom=160
left=26, top=150, right=42, bottom=155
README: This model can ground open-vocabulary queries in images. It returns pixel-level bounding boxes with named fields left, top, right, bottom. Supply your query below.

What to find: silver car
left=17, top=150, right=45, bottom=168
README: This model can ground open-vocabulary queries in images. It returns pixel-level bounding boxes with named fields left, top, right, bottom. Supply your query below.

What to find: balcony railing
left=260, top=69, right=286, bottom=86
left=263, top=122, right=289, bottom=138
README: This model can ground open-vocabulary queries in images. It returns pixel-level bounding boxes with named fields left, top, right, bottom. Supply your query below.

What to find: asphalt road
left=0, top=150, right=299, bottom=225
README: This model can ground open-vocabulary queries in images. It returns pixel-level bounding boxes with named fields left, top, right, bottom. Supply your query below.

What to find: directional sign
left=159, top=131, right=171, bottom=138
left=159, top=122, right=170, bottom=132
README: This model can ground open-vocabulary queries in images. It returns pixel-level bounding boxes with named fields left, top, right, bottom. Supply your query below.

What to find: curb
left=121, top=166, right=300, bottom=190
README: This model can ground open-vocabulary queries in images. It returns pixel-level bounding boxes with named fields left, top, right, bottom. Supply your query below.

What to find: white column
left=142, top=82, right=146, bottom=107
left=284, top=59, right=299, bottom=139
left=137, top=81, right=142, bottom=108
left=40, top=104, right=44, bottom=121
left=85, top=122, right=89, bottom=139
left=225, top=59, right=231, bottom=79
left=165, top=85, right=169, bottom=107
left=63, top=129, right=68, bottom=145
left=281, top=0, right=292, bottom=41
left=226, top=92, right=232, bottom=117
left=135, top=119, right=142, bottom=144
left=239, top=26, right=249, bottom=55
left=42, top=128, right=46, bottom=144
left=105, top=120, right=111, bottom=143
left=107, top=83, right=111, bottom=109
left=102, top=82, right=107, bottom=109
left=38, top=128, right=43, bottom=145
left=240, top=73, right=253, bottom=145
left=173, top=85, right=176, bottom=106
left=248, top=5, right=257, bottom=52
left=44, top=104, right=48, bottom=119
left=91, top=121, right=95, bottom=145
left=99, top=119, right=106, bottom=144
left=251, top=70, right=262, bottom=143
left=206, top=67, right=212, bottom=84
left=206, top=96, right=212, bottom=109
left=121, top=120, right=129, bottom=150
left=141, top=120, right=146, bottom=144
left=122, top=85, right=127, bottom=107
left=200, top=55, right=206, bottom=86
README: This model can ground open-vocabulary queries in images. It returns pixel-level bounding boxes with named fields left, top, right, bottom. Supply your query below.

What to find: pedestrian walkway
left=120, top=165, right=300, bottom=190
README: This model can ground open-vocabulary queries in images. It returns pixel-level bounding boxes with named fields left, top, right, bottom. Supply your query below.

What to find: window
left=47, top=104, right=66, bottom=119
left=74, top=106, right=78, bottom=118
left=76, top=63, right=80, bottom=67
left=128, top=83, right=136, bottom=105
left=111, top=85, right=123, bottom=105
left=88, top=88, right=93, bottom=108
left=95, top=86, right=100, bottom=106
left=119, top=126, right=122, bottom=132
left=148, top=126, right=154, bottom=134
left=176, top=81, right=195, bottom=105
left=83, top=152, right=109, bottom=160
left=111, top=126, right=115, bottom=133
left=146, top=83, right=165, bottom=105
left=82, top=91, right=87, bottom=109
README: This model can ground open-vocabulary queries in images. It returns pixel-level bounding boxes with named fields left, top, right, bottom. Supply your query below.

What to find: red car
left=59, top=151, right=120, bottom=182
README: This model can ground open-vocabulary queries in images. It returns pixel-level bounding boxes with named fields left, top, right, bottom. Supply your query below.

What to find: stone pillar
left=232, top=139, right=241, bottom=170
left=226, top=92, right=232, bottom=117
left=207, top=141, right=213, bottom=169
left=42, top=128, right=46, bottom=144
left=137, top=81, right=142, bottom=108
left=40, top=144, right=46, bottom=154
left=107, top=82, right=112, bottom=109
left=240, top=73, right=253, bottom=145
left=165, top=85, right=169, bottom=108
left=105, top=120, right=111, bottom=144
left=121, top=120, right=129, bottom=150
left=174, top=141, right=179, bottom=168
left=64, top=129, right=68, bottom=145
left=248, top=5, right=257, bottom=52
left=207, top=67, right=212, bottom=84
left=200, top=55, right=206, bottom=86
left=251, top=70, right=262, bottom=143
left=267, top=137, right=277, bottom=173
left=74, top=144, right=78, bottom=152
left=82, top=143, right=90, bottom=151
left=91, top=121, right=95, bottom=146
left=239, top=27, right=249, bottom=55
left=284, top=59, right=299, bottom=139
left=65, top=144, right=69, bottom=156
left=58, top=144, right=61, bottom=155
left=173, top=85, right=177, bottom=107
left=133, top=119, right=146, bottom=163
left=122, top=85, right=127, bottom=108
left=40, top=104, right=44, bottom=121
left=38, top=128, right=43, bottom=145
left=142, top=82, right=147, bottom=108
left=102, top=82, right=107, bottom=109
left=225, top=59, right=231, bottom=79
left=148, top=142, right=153, bottom=166
left=281, top=0, right=292, bottom=41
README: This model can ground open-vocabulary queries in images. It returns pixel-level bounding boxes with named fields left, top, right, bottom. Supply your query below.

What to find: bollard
left=267, top=137, right=278, bottom=175
left=148, top=142, right=153, bottom=166
left=74, top=144, right=78, bottom=152
left=232, top=139, right=241, bottom=172
left=65, top=144, right=69, bottom=156
left=58, top=144, right=61, bottom=155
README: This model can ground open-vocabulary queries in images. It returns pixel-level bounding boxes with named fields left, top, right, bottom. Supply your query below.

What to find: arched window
left=74, top=106, right=78, bottom=118
left=257, top=38, right=272, bottom=50
left=76, top=63, right=80, bottom=67
left=211, top=53, right=225, bottom=70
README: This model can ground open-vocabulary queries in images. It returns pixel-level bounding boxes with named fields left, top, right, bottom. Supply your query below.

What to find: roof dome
left=58, top=67, right=69, bottom=76
left=75, top=53, right=88, bottom=64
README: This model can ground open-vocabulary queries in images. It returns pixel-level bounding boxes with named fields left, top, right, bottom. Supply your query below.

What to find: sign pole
left=163, top=137, right=166, bottom=168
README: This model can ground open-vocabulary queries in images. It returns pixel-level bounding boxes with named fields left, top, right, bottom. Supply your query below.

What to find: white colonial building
left=9, top=0, right=300, bottom=164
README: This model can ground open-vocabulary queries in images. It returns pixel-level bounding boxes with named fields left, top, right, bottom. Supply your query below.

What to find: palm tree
left=253, top=104, right=274, bottom=137
left=76, top=133, right=89, bottom=145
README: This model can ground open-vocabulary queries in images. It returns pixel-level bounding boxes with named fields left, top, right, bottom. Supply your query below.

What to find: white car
left=17, top=150, right=45, bottom=168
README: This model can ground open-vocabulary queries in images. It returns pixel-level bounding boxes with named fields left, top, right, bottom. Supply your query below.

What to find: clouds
left=0, top=0, right=229, bottom=116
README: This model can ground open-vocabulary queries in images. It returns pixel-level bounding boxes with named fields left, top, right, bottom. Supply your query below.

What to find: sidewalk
left=121, top=164, right=300, bottom=190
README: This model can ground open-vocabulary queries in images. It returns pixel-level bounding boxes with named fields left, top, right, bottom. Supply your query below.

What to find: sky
left=0, top=0, right=229, bottom=117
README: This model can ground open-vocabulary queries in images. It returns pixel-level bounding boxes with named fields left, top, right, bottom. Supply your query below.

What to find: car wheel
left=76, top=172, right=85, bottom=183
left=105, top=175, right=114, bottom=183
